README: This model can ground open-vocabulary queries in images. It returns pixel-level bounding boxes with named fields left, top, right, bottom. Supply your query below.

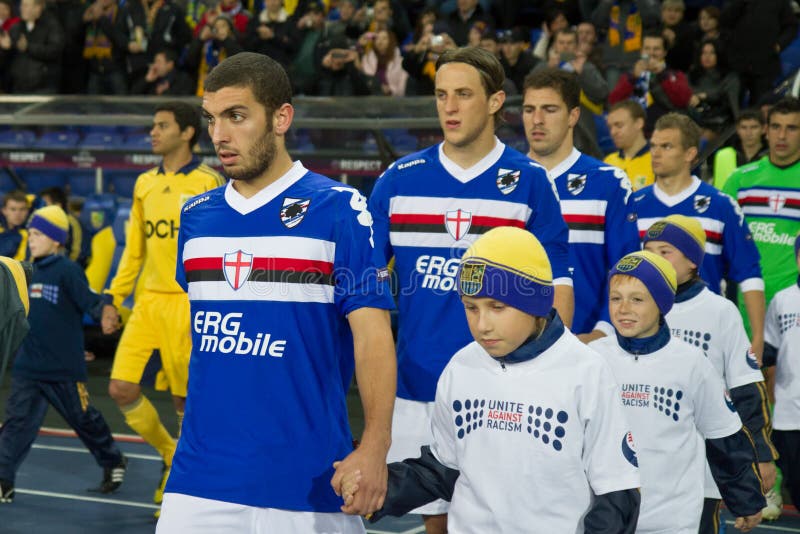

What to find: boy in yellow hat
left=0, top=206, right=126, bottom=503
left=643, top=215, right=778, bottom=530
left=336, top=226, right=641, bottom=533
left=590, top=251, right=765, bottom=532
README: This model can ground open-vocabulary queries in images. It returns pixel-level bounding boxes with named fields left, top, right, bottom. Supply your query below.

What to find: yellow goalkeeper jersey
left=106, top=157, right=224, bottom=308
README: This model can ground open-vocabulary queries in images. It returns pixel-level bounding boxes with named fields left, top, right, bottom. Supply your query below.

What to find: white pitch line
left=725, top=520, right=800, bottom=532
left=14, top=488, right=160, bottom=510
left=32, top=443, right=161, bottom=461
left=366, top=526, right=426, bottom=534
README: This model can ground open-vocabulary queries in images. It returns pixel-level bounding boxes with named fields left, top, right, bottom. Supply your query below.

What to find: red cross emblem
left=223, top=250, right=253, bottom=290
left=768, top=194, right=786, bottom=213
left=445, top=209, right=472, bottom=241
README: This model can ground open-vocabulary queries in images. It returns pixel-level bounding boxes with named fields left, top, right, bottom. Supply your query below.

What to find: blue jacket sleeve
left=526, top=167, right=571, bottom=281
left=717, top=192, right=762, bottom=284
left=63, top=259, right=112, bottom=322
left=730, top=382, right=778, bottom=462
left=367, top=170, right=395, bottom=265
left=583, top=488, right=641, bottom=534
left=706, top=427, right=766, bottom=518
left=369, top=445, right=459, bottom=522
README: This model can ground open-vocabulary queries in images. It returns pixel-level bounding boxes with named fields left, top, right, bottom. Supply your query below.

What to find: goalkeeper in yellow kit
left=105, top=102, right=224, bottom=507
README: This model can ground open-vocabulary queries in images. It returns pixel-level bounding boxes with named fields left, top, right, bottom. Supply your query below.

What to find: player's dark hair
left=767, top=97, right=800, bottom=125
left=523, top=67, right=581, bottom=111
left=654, top=112, right=701, bottom=151
left=155, top=101, right=202, bottom=148
left=609, top=100, right=646, bottom=123
left=204, top=52, right=293, bottom=119
left=39, top=187, right=68, bottom=210
left=736, top=108, right=765, bottom=126
left=435, top=46, right=505, bottom=98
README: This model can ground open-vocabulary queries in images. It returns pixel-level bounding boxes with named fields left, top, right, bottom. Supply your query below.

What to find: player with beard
left=103, top=102, right=223, bottom=515
left=157, top=52, right=396, bottom=533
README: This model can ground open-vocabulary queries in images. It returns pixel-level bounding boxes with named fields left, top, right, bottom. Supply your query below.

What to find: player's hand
left=734, top=511, right=761, bottom=532
left=330, top=442, right=388, bottom=516
left=332, top=462, right=362, bottom=510
left=101, top=304, right=121, bottom=334
left=758, top=461, right=777, bottom=492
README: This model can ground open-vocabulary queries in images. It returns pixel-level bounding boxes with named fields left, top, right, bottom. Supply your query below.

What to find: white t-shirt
left=666, top=286, right=764, bottom=499
left=431, top=330, right=640, bottom=534
left=765, top=284, right=800, bottom=430
left=590, top=336, right=743, bottom=533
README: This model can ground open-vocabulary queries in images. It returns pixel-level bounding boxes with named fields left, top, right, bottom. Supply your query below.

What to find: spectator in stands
left=360, top=28, right=408, bottom=96
left=115, top=0, right=151, bottom=92
left=442, top=0, right=494, bottom=47
left=533, top=27, right=607, bottom=157
left=660, top=0, right=694, bottom=73
left=0, top=0, right=64, bottom=94
left=360, top=0, right=410, bottom=46
left=696, top=6, right=721, bottom=42
left=39, top=187, right=82, bottom=264
left=131, top=48, right=194, bottom=95
left=0, top=191, right=29, bottom=260
left=713, top=109, right=767, bottom=190
left=146, top=0, right=192, bottom=62
left=0, top=0, right=19, bottom=33
left=193, top=0, right=250, bottom=41
left=687, top=38, right=740, bottom=142
left=53, top=0, right=89, bottom=94
left=609, top=32, right=692, bottom=136
left=316, top=33, right=376, bottom=95
left=244, top=0, right=295, bottom=68
left=82, top=0, right=129, bottom=94
left=288, top=2, right=325, bottom=95
left=186, top=14, right=243, bottom=96
left=720, top=0, right=798, bottom=105
left=327, top=0, right=367, bottom=43
left=531, top=7, right=568, bottom=61
left=576, top=21, right=603, bottom=73
left=590, top=0, right=661, bottom=88
left=401, top=24, right=456, bottom=96
left=498, top=27, right=537, bottom=94
left=604, top=100, right=654, bottom=190
left=402, top=5, right=436, bottom=54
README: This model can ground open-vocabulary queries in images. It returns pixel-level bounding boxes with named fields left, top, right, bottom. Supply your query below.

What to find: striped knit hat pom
left=28, top=205, right=69, bottom=245
left=609, top=250, right=677, bottom=315
left=643, top=214, right=706, bottom=268
left=458, top=226, right=554, bottom=317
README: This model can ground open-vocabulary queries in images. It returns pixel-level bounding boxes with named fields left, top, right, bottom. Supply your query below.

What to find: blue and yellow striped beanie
left=28, top=205, right=69, bottom=245
left=643, top=214, right=706, bottom=268
left=609, top=250, right=677, bottom=315
left=458, top=226, right=553, bottom=317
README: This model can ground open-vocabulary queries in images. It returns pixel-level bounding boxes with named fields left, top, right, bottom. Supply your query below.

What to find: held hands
left=101, top=304, right=121, bottom=334
left=734, top=511, right=761, bottom=532
left=330, top=443, right=388, bottom=516
left=759, top=461, right=777, bottom=494
left=334, top=465, right=362, bottom=509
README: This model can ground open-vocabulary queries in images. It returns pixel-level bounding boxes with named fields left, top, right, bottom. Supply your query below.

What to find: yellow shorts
left=111, top=291, right=191, bottom=397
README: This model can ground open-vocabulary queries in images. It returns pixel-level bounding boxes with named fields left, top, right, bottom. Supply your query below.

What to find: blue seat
left=16, top=169, right=67, bottom=192
left=0, top=129, right=36, bottom=148
left=79, top=193, right=118, bottom=236
left=122, top=132, right=152, bottom=151
left=106, top=169, right=138, bottom=198
left=66, top=169, right=100, bottom=196
left=34, top=130, right=80, bottom=149
left=81, top=132, right=124, bottom=151
left=107, top=200, right=133, bottom=302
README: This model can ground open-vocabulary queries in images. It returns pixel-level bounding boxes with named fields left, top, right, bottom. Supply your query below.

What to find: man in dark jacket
left=0, top=0, right=64, bottom=94
left=130, top=48, right=193, bottom=95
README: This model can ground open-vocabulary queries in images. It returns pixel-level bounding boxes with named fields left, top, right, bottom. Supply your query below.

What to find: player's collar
left=497, top=309, right=565, bottom=365
left=157, top=155, right=201, bottom=176
left=652, top=175, right=701, bottom=207
left=546, top=147, right=582, bottom=181
left=615, top=318, right=671, bottom=356
left=438, top=137, right=505, bottom=183
left=674, top=277, right=706, bottom=303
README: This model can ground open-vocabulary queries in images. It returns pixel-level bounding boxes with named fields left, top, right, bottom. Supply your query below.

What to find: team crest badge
left=615, top=255, right=643, bottom=272
left=496, top=168, right=520, bottom=195
left=90, top=211, right=105, bottom=230
left=445, top=209, right=472, bottom=241
left=768, top=194, right=786, bottom=213
left=566, top=173, right=587, bottom=195
left=621, top=431, right=638, bottom=467
left=223, top=250, right=253, bottom=290
left=693, top=195, right=711, bottom=213
left=646, top=221, right=668, bottom=239
left=460, top=263, right=485, bottom=296
left=280, top=197, right=311, bottom=228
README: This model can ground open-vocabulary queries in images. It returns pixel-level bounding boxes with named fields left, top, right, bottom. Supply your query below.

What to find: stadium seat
left=106, top=169, right=138, bottom=198
left=0, top=129, right=36, bottom=148
left=15, top=169, right=68, bottom=192
left=108, top=199, right=134, bottom=306
left=66, top=169, right=100, bottom=197
left=79, top=193, right=118, bottom=238
left=122, top=132, right=152, bottom=151
left=81, top=132, right=124, bottom=151
left=34, top=130, right=80, bottom=149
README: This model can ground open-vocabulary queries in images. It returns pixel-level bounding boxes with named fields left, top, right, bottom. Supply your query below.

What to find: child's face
left=644, top=240, right=695, bottom=284
left=462, top=296, right=539, bottom=357
left=28, top=228, right=60, bottom=258
left=609, top=276, right=662, bottom=339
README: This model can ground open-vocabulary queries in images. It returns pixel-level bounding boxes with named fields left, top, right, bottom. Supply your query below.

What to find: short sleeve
left=721, top=301, right=764, bottom=389
left=367, top=169, right=395, bottom=265
left=692, top=355, right=743, bottom=439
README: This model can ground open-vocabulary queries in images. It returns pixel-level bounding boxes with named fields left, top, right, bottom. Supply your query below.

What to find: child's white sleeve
left=721, top=301, right=764, bottom=389
left=692, top=356, right=744, bottom=439
left=582, top=361, right=641, bottom=495
left=430, top=367, right=459, bottom=470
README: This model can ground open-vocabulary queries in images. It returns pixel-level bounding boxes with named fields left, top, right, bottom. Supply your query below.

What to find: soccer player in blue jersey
left=368, top=46, right=571, bottom=534
left=523, top=67, right=640, bottom=342
left=630, top=113, right=766, bottom=362
left=157, top=52, right=397, bottom=533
